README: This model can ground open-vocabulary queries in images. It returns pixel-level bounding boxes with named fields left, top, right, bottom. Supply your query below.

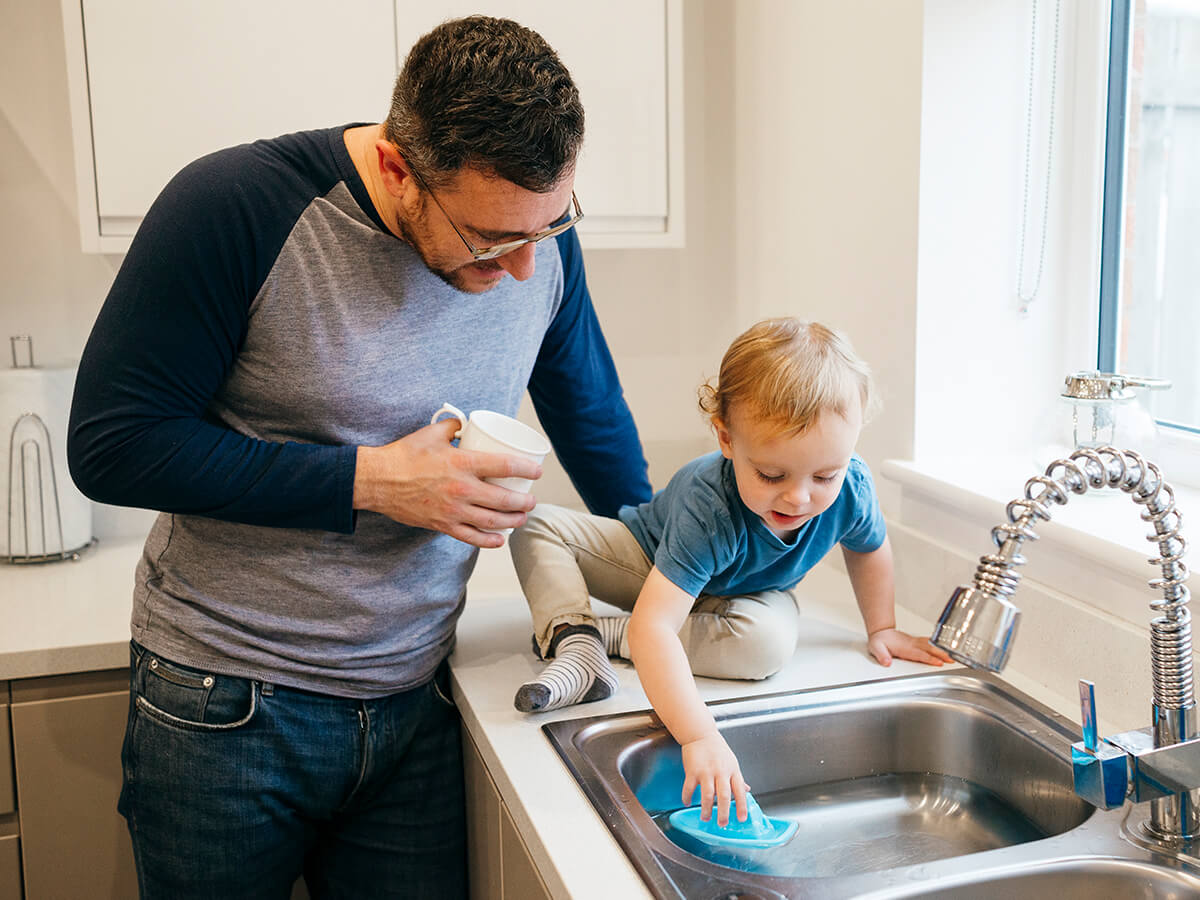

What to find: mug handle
left=431, top=402, right=467, bottom=439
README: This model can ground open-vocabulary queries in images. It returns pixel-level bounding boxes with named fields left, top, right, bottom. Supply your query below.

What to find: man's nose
left=496, top=242, right=537, bottom=281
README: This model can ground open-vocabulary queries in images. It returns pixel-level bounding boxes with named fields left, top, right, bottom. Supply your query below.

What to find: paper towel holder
left=4, top=336, right=92, bottom=564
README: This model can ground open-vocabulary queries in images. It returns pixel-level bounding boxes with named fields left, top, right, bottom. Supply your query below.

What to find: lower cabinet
left=1, top=834, right=22, bottom=899
left=464, top=729, right=553, bottom=900
left=7, top=669, right=136, bottom=900
left=1, top=692, right=14, bottom=814
left=0, top=669, right=548, bottom=899
left=1, top=685, right=22, bottom=898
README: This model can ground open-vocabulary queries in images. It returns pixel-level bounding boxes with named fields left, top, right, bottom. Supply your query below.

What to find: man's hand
left=352, top=418, right=542, bottom=547
left=680, top=732, right=749, bottom=827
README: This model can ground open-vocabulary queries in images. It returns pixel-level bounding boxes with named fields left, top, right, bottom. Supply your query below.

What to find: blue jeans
left=119, top=642, right=466, bottom=899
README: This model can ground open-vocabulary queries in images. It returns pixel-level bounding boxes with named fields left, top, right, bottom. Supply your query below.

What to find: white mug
left=430, top=403, right=551, bottom=498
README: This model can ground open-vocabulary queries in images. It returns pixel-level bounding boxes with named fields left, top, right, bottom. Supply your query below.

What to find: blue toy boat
left=667, top=792, right=797, bottom=849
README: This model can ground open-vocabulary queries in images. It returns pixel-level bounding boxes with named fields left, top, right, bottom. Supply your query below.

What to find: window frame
left=1097, top=0, right=1132, bottom=373
left=1097, top=0, right=1200, bottom=442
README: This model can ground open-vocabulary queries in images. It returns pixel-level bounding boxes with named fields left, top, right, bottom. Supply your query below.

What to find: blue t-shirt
left=618, top=451, right=886, bottom=597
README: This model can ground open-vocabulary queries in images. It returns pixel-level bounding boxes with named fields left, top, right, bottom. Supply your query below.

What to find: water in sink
left=653, top=771, right=1046, bottom=877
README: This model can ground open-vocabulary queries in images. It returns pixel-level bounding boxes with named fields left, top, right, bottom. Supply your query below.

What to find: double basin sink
left=543, top=670, right=1200, bottom=899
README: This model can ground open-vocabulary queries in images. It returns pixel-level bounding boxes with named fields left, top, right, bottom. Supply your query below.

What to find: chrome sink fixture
left=931, top=446, right=1198, bottom=847
left=545, top=669, right=1200, bottom=898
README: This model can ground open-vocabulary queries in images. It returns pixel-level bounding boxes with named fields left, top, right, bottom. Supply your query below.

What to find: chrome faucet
left=930, top=446, right=1198, bottom=844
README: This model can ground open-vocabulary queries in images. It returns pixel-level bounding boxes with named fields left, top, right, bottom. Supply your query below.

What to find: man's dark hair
left=385, top=16, right=584, bottom=192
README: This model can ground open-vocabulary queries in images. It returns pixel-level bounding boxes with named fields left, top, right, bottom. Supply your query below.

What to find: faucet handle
left=1071, top=678, right=1129, bottom=809
left=1078, top=679, right=1100, bottom=752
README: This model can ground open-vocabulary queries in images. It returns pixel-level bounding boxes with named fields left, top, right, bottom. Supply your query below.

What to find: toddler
left=509, top=318, right=951, bottom=824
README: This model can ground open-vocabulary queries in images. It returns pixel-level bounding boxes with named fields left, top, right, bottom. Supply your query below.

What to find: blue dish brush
left=667, top=792, right=797, bottom=849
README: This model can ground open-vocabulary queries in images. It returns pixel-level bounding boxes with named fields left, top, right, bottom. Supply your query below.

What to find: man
left=68, top=16, right=651, bottom=899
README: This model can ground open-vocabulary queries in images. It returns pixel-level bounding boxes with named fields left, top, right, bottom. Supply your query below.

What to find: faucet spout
left=930, top=446, right=1194, bottom=841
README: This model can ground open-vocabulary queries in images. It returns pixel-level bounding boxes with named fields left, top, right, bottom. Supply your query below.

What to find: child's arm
left=841, top=537, right=953, bottom=667
left=627, top=566, right=749, bottom=826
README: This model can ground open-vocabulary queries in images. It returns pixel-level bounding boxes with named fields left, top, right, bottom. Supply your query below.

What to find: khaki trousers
left=508, top=503, right=800, bottom=680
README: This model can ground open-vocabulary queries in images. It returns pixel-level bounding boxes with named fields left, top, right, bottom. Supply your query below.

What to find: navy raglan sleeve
left=526, top=231, right=653, bottom=516
left=67, top=146, right=358, bottom=533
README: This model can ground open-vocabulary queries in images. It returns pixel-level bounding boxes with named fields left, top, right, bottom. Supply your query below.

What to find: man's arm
left=527, top=230, right=652, bottom=517
left=67, top=149, right=360, bottom=533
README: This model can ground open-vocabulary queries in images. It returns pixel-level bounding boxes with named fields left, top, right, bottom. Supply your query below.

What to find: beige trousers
left=508, top=503, right=800, bottom=680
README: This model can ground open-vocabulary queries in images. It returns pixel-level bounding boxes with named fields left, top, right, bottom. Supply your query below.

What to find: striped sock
left=597, top=615, right=631, bottom=659
left=514, top=631, right=619, bottom=713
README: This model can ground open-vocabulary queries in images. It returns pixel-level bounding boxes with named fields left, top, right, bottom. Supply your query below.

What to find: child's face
left=714, top=399, right=863, bottom=540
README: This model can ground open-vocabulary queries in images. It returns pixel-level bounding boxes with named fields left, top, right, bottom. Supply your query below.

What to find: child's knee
left=693, top=600, right=799, bottom=680
left=733, top=601, right=800, bottom=678
left=509, top=504, right=558, bottom=557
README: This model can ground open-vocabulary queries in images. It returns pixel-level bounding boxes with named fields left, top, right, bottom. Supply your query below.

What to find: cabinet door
left=0, top=699, right=13, bottom=816
left=10, top=685, right=135, bottom=900
left=500, top=803, right=552, bottom=900
left=395, top=1, right=682, bottom=246
left=0, top=834, right=22, bottom=900
left=463, top=730, right=503, bottom=900
left=63, top=1, right=683, bottom=252
left=63, top=0, right=396, bottom=251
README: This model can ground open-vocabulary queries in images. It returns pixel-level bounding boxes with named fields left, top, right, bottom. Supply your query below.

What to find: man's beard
left=394, top=212, right=499, bottom=294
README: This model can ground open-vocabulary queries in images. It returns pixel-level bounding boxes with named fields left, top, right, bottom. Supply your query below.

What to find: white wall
left=732, top=0, right=925, bottom=511
left=914, top=0, right=1107, bottom=463
left=533, top=0, right=737, bottom=500
left=0, top=0, right=121, bottom=367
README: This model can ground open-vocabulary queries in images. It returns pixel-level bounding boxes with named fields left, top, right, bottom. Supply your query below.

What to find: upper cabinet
left=61, top=0, right=683, bottom=254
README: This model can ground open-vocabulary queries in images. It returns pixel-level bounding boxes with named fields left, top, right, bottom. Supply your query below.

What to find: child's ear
left=713, top=418, right=734, bottom=459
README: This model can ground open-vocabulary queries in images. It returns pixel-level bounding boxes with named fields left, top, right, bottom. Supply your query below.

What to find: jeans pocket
left=135, top=652, right=257, bottom=732
left=428, top=662, right=457, bottom=711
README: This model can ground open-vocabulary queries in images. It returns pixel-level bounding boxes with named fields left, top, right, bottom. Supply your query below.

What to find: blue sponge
left=667, top=792, right=797, bottom=849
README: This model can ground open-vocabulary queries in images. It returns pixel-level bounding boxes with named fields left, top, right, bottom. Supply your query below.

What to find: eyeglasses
left=409, top=168, right=584, bottom=261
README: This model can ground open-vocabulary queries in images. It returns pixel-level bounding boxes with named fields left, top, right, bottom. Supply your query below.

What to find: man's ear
left=376, top=140, right=415, bottom=198
left=713, top=418, right=734, bottom=459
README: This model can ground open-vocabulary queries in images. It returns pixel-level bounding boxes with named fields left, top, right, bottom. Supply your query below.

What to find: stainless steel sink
left=543, top=670, right=1200, bottom=899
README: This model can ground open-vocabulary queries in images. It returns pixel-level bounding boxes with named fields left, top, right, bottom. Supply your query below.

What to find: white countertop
left=0, top=536, right=140, bottom=679
left=2, top=533, right=1082, bottom=900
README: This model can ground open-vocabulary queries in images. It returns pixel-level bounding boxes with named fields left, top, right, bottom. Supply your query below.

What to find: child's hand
left=867, top=627, right=954, bottom=668
left=680, top=733, right=749, bottom=826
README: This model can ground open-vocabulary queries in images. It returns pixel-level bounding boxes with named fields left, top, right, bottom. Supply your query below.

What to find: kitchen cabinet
left=61, top=0, right=683, bottom=254
left=0, top=835, right=20, bottom=900
left=61, top=0, right=395, bottom=253
left=1, top=688, right=14, bottom=816
left=392, top=1, right=683, bottom=249
left=1, top=687, right=19, bottom=900
left=8, top=669, right=135, bottom=900
left=464, top=728, right=553, bottom=900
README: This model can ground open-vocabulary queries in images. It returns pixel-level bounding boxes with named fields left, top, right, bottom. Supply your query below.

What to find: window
left=1099, top=0, right=1200, bottom=436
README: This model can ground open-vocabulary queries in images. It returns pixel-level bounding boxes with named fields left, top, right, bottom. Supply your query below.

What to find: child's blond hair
left=698, top=318, right=877, bottom=434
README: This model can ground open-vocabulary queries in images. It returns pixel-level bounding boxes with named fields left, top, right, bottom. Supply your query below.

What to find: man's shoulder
left=172, top=127, right=341, bottom=196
